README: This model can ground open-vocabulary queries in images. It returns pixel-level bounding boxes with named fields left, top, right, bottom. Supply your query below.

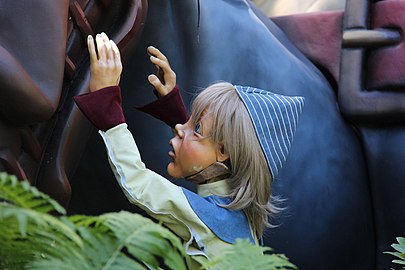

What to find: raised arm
left=135, top=46, right=189, bottom=127
left=73, top=34, right=213, bottom=254
left=73, top=33, right=125, bottom=132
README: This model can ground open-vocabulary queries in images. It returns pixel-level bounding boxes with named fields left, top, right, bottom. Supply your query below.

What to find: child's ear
left=216, top=145, right=229, bottom=162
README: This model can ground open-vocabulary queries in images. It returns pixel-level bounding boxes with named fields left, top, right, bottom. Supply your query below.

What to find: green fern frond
left=0, top=203, right=81, bottom=243
left=0, top=172, right=65, bottom=214
left=19, top=217, right=137, bottom=270
left=31, top=212, right=188, bottom=270
left=69, top=214, right=110, bottom=233
left=0, top=172, right=298, bottom=270
left=28, top=226, right=118, bottom=270
left=385, top=237, right=405, bottom=268
left=0, top=204, right=83, bottom=269
left=0, top=173, right=188, bottom=270
left=101, top=211, right=187, bottom=270
left=201, top=239, right=298, bottom=270
left=68, top=211, right=188, bottom=270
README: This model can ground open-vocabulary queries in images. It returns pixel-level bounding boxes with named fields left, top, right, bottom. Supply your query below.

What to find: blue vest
left=182, top=188, right=255, bottom=244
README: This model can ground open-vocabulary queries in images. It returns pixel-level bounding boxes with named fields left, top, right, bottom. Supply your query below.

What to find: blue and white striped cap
left=234, top=85, right=305, bottom=178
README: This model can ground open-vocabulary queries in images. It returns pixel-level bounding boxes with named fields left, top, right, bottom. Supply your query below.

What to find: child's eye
left=194, top=123, right=202, bottom=134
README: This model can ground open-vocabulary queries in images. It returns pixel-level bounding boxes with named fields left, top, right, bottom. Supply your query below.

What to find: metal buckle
left=339, top=0, right=404, bottom=124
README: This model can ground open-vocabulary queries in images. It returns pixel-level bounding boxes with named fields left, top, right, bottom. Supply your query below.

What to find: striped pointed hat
left=234, top=85, right=305, bottom=178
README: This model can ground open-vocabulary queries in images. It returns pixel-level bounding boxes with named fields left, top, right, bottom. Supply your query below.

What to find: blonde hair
left=190, top=82, right=282, bottom=239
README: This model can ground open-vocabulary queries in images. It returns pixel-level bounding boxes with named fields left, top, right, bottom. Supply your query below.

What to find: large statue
left=71, top=1, right=370, bottom=269
left=0, top=0, right=403, bottom=269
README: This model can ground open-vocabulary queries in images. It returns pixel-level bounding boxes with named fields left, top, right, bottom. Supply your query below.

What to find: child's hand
left=147, top=46, right=176, bottom=96
left=88, top=33, right=122, bottom=92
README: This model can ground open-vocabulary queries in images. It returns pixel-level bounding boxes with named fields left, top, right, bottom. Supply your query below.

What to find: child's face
left=168, top=115, right=227, bottom=179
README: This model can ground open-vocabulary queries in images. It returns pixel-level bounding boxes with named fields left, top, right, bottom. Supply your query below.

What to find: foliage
left=0, top=172, right=298, bottom=270
left=0, top=172, right=65, bottom=215
left=385, top=237, right=405, bottom=269
left=200, top=239, right=297, bottom=270
left=0, top=172, right=187, bottom=270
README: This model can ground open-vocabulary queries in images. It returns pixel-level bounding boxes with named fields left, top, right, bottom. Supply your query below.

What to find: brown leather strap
left=69, top=1, right=94, bottom=37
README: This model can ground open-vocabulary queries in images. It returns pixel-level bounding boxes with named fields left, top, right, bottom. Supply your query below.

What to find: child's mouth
left=168, top=150, right=176, bottom=159
left=168, top=141, right=176, bottom=159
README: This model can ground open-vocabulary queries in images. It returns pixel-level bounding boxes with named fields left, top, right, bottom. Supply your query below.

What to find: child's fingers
left=101, top=33, right=114, bottom=62
left=149, top=55, right=172, bottom=74
left=147, top=46, right=176, bottom=95
left=147, top=46, right=175, bottom=78
left=87, top=35, right=98, bottom=63
left=147, top=46, right=170, bottom=64
left=148, top=74, right=169, bottom=96
left=156, top=66, right=164, bottom=82
left=96, top=34, right=107, bottom=61
left=110, top=39, right=122, bottom=66
left=147, top=74, right=161, bottom=88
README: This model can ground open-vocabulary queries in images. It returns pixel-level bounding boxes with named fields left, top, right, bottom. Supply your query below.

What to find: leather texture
left=0, top=0, right=147, bottom=206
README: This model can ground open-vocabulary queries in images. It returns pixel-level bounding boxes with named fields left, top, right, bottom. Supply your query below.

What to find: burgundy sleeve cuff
left=135, top=85, right=189, bottom=128
left=73, top=86, right=126, bottom=132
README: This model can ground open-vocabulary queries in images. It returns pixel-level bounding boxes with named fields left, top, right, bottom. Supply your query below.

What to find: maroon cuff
left=73, top=86, right=126, bottom=132
left=135, top=85, right=189, bottom=128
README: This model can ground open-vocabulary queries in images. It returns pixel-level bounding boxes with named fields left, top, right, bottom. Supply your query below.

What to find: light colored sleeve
left=99, top=123, right=213, bottom=255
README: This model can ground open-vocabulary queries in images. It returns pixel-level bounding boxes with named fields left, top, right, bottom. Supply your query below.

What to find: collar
left=185, top=161, right=231, bottom=185
left=197, top=179, right=230, bottom=197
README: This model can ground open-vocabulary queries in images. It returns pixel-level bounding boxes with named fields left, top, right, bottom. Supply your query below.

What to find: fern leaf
left=31, top=212, right=189, bottom=270
left=67, top=211, right=188, bottom=270
left=0, top=172, right=65, bottom=214
left=385, top=237, right=405, bottom=268
left=201, top=239, right=298, bottom=270
left=392, top=243, right=405, bottom=254
left=1, top=173, right=297, bottom=270
left=0, top=204, right=81, bottom=243
left=28, top=226, right=117, bottom=270
left=0, top=175, right=188, bottom=270
left=0, top=204, right=83, bottom=269
left=69, top=214, right=110, bottom=233
left=105, top=253, right=147, bottom=270
left=101, top=211, right=188, bottom=270
left=392, top=259, right=405, bottom=265
left=27, top=212, right=188, bottom=269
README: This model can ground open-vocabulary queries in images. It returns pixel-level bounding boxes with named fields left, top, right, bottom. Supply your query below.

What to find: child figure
left=74, top=33, right=304, bottom=268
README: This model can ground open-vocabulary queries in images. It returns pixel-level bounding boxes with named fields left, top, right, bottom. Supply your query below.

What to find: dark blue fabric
left=181, top=188, right=255, bottom=244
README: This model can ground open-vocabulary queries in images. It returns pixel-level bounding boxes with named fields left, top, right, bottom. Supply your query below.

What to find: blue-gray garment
left=182, top=188, right=255, bottom=244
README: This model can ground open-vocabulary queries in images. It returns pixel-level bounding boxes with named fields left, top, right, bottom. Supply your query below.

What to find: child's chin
left=167, top=163, right=181, bottom=179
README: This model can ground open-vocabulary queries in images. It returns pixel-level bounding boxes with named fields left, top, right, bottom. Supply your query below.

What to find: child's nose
left=174, top=123, right=185, bottom=138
